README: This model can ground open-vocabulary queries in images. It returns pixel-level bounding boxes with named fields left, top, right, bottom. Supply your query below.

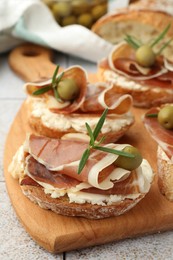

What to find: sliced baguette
left=157, top=146, right=173, bottom=201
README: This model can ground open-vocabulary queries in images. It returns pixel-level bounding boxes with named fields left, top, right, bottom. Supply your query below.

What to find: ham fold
left=143, top=107, right=173, bottom=160
left=24, top=65, right=133, bottom=115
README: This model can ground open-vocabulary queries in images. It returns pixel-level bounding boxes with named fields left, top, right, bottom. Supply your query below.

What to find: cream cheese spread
left=29, top=97, right=134, bottom=134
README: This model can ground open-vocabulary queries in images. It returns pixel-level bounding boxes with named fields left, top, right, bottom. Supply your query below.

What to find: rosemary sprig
left=77, top=108, right=135, bottom=175
left=33, top=65, right=64, bottom=102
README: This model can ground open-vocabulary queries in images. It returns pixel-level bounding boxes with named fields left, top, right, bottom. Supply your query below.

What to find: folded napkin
left=1, top=0, right=112, bottom=62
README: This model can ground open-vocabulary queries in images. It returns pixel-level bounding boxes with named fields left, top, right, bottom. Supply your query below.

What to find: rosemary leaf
left=86, top=123, right=94, bottom=146
left=93, top=108, right=108, bottom=141
left=125, top=34, right=141, bottom=48
left=96, top=136, right=106, bottom=146
left=124, top=35, right=139, bottom=49
left=52, top=65, right=59, bottom=86
left=53, top=87, right=62, bottom=102
left=150, top=24, right=171, bottom=48
left=32, top=86, right=52, bottom=95
left=55, top=72, right=64, bottom=84
left=157, top=37, right=173, bottom=55
left=93, top=145, right=135, bottom=158
left=146, top=113, right=158, bottom=118
left=77, top=148, right=90, bottom=174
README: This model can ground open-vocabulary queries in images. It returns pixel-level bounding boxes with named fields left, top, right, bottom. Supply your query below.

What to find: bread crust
left=157, top=146, right=173, bottom=201
left=21, top=185, right=144, bottom=219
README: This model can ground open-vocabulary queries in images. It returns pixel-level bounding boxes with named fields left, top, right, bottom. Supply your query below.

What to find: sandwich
left=24, top=65, right=134, bottom=143
left=97, top=23, right=173, bottom=108
left=143, top=104, right=173, bottom=201
left=9, top=109, right=154, bottom=219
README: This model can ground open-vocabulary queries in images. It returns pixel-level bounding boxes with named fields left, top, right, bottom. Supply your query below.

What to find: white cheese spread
left=29, top=97, right=134, bottom=134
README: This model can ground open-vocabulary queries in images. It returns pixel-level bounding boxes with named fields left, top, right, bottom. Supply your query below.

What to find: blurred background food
left=42, top=0, right=108, bottom=28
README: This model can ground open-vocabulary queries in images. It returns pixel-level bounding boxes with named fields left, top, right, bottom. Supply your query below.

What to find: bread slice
left=130, top=0, right=173, bottom=16
left=21, top=184, right=144, bottom=219
left=157, top=146, right=173, bottom=201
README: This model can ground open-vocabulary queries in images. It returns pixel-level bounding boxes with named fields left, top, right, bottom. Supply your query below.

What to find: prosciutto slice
left=21, top=134, right=153, bottom=196
left=143, top=107, right=173, bottom=160
left=24, top=65, right=133, bottom=115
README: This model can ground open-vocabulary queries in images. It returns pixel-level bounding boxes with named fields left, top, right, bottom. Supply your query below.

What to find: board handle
left=8, top=43, right=58, bottom=82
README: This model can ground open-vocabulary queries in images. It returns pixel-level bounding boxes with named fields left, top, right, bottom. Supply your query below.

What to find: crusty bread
left=21, top=184, right=144, bottom=219
left=27, top=98, right=134, bottom=143
left=92, top=10, right=173, bottom=60
left=157, top=146, right=173, bottom=201
left=129, top=0, right=173, bottom=16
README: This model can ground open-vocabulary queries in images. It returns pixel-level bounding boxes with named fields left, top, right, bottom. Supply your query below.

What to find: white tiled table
left=1, top=49, right=173, bottom=260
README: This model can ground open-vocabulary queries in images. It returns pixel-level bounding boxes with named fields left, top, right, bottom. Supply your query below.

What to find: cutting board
left=4, top=43, right=173, bottom=253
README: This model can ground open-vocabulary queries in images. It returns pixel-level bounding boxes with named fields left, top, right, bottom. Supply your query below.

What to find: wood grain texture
left=4, top=43, right=173, bottom=253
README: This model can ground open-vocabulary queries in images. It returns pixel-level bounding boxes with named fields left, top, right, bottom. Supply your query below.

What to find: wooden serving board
left=4, top=43, right=173, bottom=253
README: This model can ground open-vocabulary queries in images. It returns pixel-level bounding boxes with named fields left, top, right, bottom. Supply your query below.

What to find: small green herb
left=77, top=108, right=135, bottom=175
left=32, top=86, right=52, bottom=95
left=146, top=113, right=158, bottom=118
left=124, top=24, right=172, bottom=57
left=150, top=24, right=171, bottom=48
left=33, top=65, right=64, bottom=102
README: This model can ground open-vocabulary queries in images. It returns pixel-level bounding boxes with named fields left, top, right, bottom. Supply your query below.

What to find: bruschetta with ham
left=24, top=65, right=134, bottom=143
left=9, top=134, right=154, bottom=219
left=143, top=105, right=173, bottom=201
left=98, top=42, right=173, bottom=108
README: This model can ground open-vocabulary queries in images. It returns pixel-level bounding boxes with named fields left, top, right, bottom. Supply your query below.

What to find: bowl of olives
left=42, top=0, right=108, bottom=28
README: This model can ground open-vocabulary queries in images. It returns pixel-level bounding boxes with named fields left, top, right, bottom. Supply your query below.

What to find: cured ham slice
left=143, top=107, right=173, bottom=160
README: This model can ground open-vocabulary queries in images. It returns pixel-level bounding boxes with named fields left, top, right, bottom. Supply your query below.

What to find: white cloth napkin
left=0, top=0, right=128, bottom=62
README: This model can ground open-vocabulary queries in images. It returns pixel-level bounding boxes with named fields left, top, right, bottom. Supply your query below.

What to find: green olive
left=91, top=4, right=107, bottom=21
left=135, top=45, right=156, bottom=67
left=61, top=15, right=77, bottom=26
left=57, top=78, right=80, bottom=101
left=77, top=13, right=93, bottom=28
left=72, top=0, right=89, bottom=15
left=114, top=146, right=143, bottom=171
left=52, top=2, right=71, bottom=18
left=158, top=105, right=173, bottom=130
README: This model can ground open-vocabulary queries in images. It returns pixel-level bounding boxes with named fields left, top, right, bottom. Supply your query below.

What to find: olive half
left=114, top=146, right=143, bottom=171
left=57, top=78, right=80, bottom=101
